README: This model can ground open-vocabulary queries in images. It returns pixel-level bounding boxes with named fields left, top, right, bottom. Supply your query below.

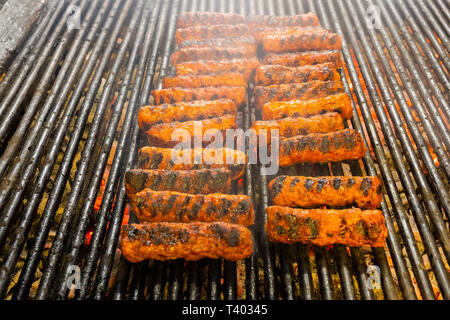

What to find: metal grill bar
left=382, top=0, right=450, bottom=148
left=49, top=0, right=150, bottom=300
left=0, top=1, right=64, bottom=101
left=0, top=0, right=448, bottom=301
left=404, top=0, right=450, bottom=66
left=422, top=0, right=450, bottom=38
left=352, top=0, right=450, bottom=291
left=11, top=0, right=132, bottom=300
left=0, top=0, right=69, bottom=119
left=0, top=0, right=114, bottom=298
left=314, top=0, right=414, bottom=300
left=0, top=0, right=82, bottom=150
left=322, top=0, right=450, bottom=299
left=93, top=0, right=168, bottom=299
left=77, top=0, right=162, bottom=300
left=28, top=0, right=136, bottom=299
left=351, top=0, right=450, bottom=292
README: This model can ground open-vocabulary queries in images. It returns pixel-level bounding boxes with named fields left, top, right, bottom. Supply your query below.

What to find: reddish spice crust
left=266, top=206, right=387, bottom=247
left=138, top=99, right=237, bottom=131
left=261, top=93, right=352, bottom=120
left=145, top=114, right=236, bottom=148
left=263, top=50, right=342, bottom=68
left=128, top=189, right=254, bottom=226
left=176, top=12, right=246, bottom=29
left=255, top=63, right=340, bottom=86
left=121, top=221, right=253, bottom=262
left=254, top=80, right=344, bottom=110
left=269, top=175, right=383, bottom=209
left=152, top=86, right=247, bottom=107
left=137, top=146, right=246, bottom=180
left=278, top=129, right=366, bottom=166
left=125, top=168, right=232, bottom=196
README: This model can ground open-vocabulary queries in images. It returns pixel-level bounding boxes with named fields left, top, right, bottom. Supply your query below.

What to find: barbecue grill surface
left=0, top=0, right=448, bottom=300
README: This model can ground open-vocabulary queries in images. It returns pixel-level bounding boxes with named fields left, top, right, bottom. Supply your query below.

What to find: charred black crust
left=376, top=184, right=382, bottom=194
left=150, top=152, right=164, bottom=169
left=270, top=175, right=286, bottom=199
left=226, top=228, right=241, bottom=247
left=316, top=178, right=327, bottom=193
left=333, top=177, right=342, bottom=190
left=290, top=177, right=300, bottom=187
left=347, top=178, right=356, bottom=188
left=320, top=135, right=330, bottom=153
left=304, top=178, right=314, bottom=191
left=359, top=177, right=373, bottom=196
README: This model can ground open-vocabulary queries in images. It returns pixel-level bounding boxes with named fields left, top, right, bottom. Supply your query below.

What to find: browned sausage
left=128, top=189, right=254, bottom=226
left=265, top=206, right=387, bottom=247
left=268, top=175, right=383, bottom=209
left=121, top=222, right=253, bottom=262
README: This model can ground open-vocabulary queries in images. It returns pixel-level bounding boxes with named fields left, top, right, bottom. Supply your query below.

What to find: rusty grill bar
left=0, top=0, right=448, bottom=300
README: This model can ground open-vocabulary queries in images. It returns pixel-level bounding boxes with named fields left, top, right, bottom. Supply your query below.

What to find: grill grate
left=0, top=0, right=448, bottom=300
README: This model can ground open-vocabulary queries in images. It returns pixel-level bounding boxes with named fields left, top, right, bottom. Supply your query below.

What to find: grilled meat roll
left=128, top=189, right=254, bottom=226
left=179, top=36, right=256, bottom=49
left=278, top=129, right=366, bottom=166
left=152, top=86, right=247, bottom=107
left=246, top=13, right=320, bottom=29
left=145, top=114, right=236, bottom=147
left=175, top=58, right=260, bottom=80
left=252, top=113, right=344, bottom=139
left=175, top=24, right=250, bottom=46
left=261, top=93, right=352, bottom=120
left=162, top=73, right=248, bottom=89
left=125, top=168, right=231, bottom=195
left=266, top=206, right=387, bottom=247
left=254, top=26, right=324, bottom=42
left=262, top=29, right=342, bottom=53
left=137, top=146, right=246, bottom=180
left=121, top=222, right=252, bottom=262
left=263, top=50, right=342, bottom=68
left=255, top=63, right=340, bottom=86
left=269, top=176, right=383, bottom=209
left=176, top=12, right=246, bottom=29
left=254, top=80, right=344, bottom=110
left=171, top=47, right=256, bottom=64
left=138, top=99, right=237, bottom=131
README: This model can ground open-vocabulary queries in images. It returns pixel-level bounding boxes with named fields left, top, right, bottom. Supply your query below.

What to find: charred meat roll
left=121, top=222, right=253, bottom=262
left=265, top=206, right=387, bottom=247
left=254, top=81, right=344, bottom=110
left=152, top=86, right=247, bottom=107
left=171, top=46, right=256, bottom=64
left=179, top=36, right=256, bottom=49
left=175, top=24, right=250, bottom=46
left=128, top=189, right=254, bottom=226
left=137, top=146, right=246, bottom=180
left=278, top=129, right=366, bottom=166
left=246, top=12, right=320, bottom=29
left=263, top=50, right=342, bottom=68
left=175, top=58, right=260, bottom=80
left=176, top=12, right=246, bottom=29
left=251, top=113, right=344, bottom=139
left=262, top=29, right=342, bottom=53
left=255, top=63, right=340, bottom=86
left=261, top=93, right=352, bottom=120
left=125, top=168, right=232, bottom=195
left=138, top=99, right=237, bottom=131
left=145, top=114, right=236, bottom=147
left=162, top=73, right=248, bottom=89
left=269, top=175, right=383, bottom=209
